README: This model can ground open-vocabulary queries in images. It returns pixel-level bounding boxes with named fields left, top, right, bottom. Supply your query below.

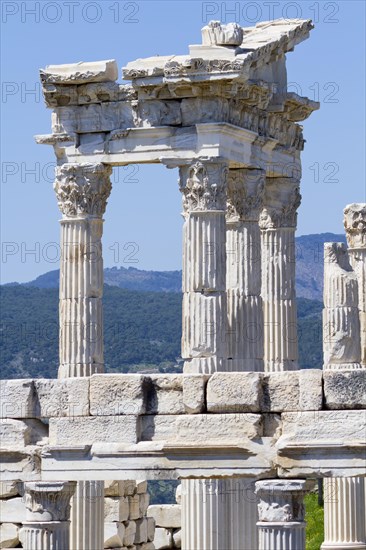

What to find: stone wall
left=104, top=480, right=155, bottom=550
left=0, top=481, right=24, bottom=548
left=148, top=485, right=181, bottom=550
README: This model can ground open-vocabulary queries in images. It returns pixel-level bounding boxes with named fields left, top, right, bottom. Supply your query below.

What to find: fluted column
left=181, top=479, right=227, bottom=550
left=179, top=159, right=229, bottom=374
left=259, top=178, right=301, bottom=372
left=225, top=168, right=264, bottom=548
left=21, top=482, right=76, bottom=550
left=179, top=159, right=228, bottom=550
left=226, top=168, right=265, bottom=372
left=256, top=480, right=307, bottom=550
left=321, top=206, right=366, bottom=550
left=322, top=478, right=366, bottom=549
left=54, top=162, right=112, bottom=550
left=54, top=163, right=112, bottom=378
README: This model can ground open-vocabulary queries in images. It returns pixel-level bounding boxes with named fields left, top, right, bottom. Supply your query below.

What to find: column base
left=58, top=363, right=104, bottom=378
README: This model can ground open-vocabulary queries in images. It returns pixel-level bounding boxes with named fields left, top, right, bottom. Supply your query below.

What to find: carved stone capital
left=179, top=160, right=228, bottom=214
left=344, top=203, right=366, bottom=249
left=54, top=163, right=112, bottom=218
left=255, top=480, right=307, bottom=523
left=259, top=178, right=301, bottom=229
left=24, top=482, right=76, bottom=522
left=226, top=169, right=265, bottom=223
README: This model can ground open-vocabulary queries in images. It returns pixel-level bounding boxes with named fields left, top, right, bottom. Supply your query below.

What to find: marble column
left=179, top=159, right=229, bottom=374
left=179, top=159, right=228, bottom=550
left=181, top=479, right=227, bottom=550
left=54, top=162, right=112, bottom=550
left=255, top=480, right=307, bottom=550
left=225, top=168, right=264, bottom=549
left=322, top=478, right=366, bottom=550
left=226, top=168, right=265, bottom=372
left=54, top=163, right=112, bottom=379
left=321, top=205, right=366, bottom=550
left=344, top=203, right=366, bottom=367
left=21, top=482, right=76, bottom=550
left=323, top=242, right=361, bottom=371
left=259, top=177, right=301, bottom=372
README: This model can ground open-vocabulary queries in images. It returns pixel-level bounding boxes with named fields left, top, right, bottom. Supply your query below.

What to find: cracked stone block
left=90, top=374, right=146, bottom=416
left=207, top=372, right=261, bottom=412
left=0, top=380, right=35, bottom=418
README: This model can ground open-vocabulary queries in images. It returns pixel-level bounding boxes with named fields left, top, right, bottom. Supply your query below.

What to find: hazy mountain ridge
left=10, top=233, right=346, bottom=301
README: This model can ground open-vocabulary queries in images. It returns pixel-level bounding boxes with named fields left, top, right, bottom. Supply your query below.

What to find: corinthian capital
left=226, top=168, right=265, bottom=223
left=259, top=177, right=301, bottom=229
left=179, top=159, right=228, bottom=214
left=344, top=203, right=366, bottom=249
left=54, top=163, right=112, bottom=217
left=24, top=482, right=76, bottom=522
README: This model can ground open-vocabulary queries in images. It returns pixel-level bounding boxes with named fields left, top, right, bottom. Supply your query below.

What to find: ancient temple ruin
left=0, top=19, right=365, bottom=550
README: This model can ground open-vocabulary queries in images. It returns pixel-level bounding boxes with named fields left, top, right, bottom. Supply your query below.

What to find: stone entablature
left=36, top=18, right=319, bottom=173
left=1, top=371, right=365, bottom=482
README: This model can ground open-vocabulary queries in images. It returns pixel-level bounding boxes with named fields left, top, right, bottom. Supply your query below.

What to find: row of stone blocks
left=0, top=479, right=155, bottom=549
left=1, top=370, right=365, bottom=421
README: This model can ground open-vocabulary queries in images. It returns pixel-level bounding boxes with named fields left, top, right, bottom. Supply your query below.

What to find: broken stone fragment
left=40, top=60, right=118, bottom=85
left=201, top=21, right=244, bottom=46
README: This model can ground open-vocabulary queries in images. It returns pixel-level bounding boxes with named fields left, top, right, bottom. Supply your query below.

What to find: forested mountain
left=0, top=284, right=322, bottom=379
left=12, top=233, right=346, bottom=301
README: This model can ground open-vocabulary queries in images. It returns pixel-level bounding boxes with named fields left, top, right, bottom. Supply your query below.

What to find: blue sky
left=1, top=0, right=365, bottom=283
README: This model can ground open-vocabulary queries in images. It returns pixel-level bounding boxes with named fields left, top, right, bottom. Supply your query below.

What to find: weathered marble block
left=124, top=520, right=137, bottom=546
left=148, top=504, right=181, bottom=528
left=49, top=415, right=140, bottom=445
left=324, top=371, right=366, bottom=409
left=104, top=521, right=125, bottom=549
left=51, top=102, right=135, bottom=134
left=0, top=419, right=47, bottom=447
left=261, top=370, right=323, bottom=411
left=135, top=518, right=148, bottom=544
left=146, top=375, right=184, bottom=415
left=0, top=522, right=20, bottom=548
left=182, top=375, right=207, bottom=414
left=34, top=378, right=89, bottom=417
left=40, top=60, right=118, bottom=85
left=206, top=372, right=261, bottom=412
left=279, top=410, right=366, bottom=444
left=90, top=374, right=146, bottom=415
left=153, top=527, right=172, bottom=548
left=104, top=496, right=129, bottom=521
left=0, top=480, right=20, bottom=498
left=141, top=413, right=262, bottom=442
left=147, top=517, right=155, bottom=542
left=0, top=380, right=35, bottom=419
left=0, top=497, right=27, bottom=522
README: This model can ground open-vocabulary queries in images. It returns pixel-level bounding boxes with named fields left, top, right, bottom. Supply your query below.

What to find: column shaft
left=259, top=178, right=301, bottom=372
left=22, top=524, right=70, bottom=550
left=179, top=160, right=228, bottom=374
left=226, top=168, right=264, bottom=372
left=181, top=479, right=227, bottom=550
left=322, top=478, right=366, bottom=549
left=54, top=163, right=112, bottom=550
left=227, top=478, right=258, bottom=550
